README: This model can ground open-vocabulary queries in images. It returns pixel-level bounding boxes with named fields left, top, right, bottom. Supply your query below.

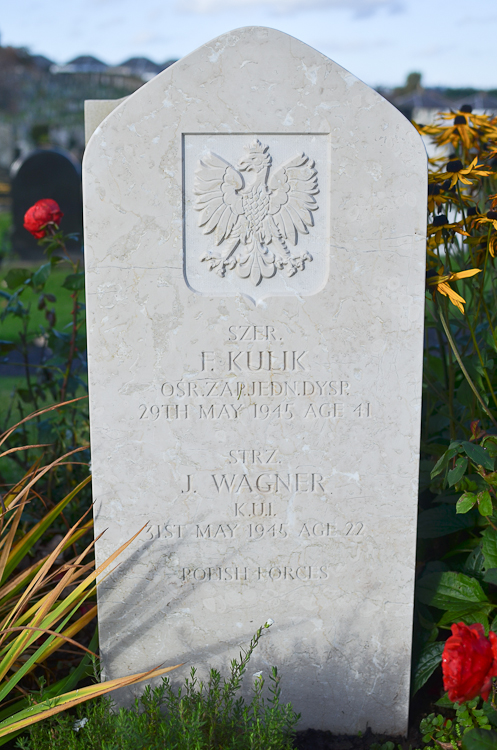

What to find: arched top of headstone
left=86, top=25, right=421, bottom=147
left=11, top=148, right=82, bottom=258
left=84, top=26, right=425, bottom=304
left=11, top=147, right=81, bottom=180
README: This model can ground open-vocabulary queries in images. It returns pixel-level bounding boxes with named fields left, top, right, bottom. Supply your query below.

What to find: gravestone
left=84, top=27, right=426, bottom=734
left=11, top=148, right=82, bottom=259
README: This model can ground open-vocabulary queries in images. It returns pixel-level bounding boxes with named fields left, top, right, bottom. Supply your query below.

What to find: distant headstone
left=84, top=27, right=426, bottom=735
left=11, top=148, right=82, bottom=258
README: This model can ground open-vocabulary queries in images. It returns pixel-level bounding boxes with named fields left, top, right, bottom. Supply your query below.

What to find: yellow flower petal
left=437, top=282, right=466, bottom=314
left=450, top=269, right=482, bottom=280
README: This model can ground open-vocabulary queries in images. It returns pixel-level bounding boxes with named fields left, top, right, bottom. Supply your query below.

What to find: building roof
left=61, top=56, right=109, bottom=73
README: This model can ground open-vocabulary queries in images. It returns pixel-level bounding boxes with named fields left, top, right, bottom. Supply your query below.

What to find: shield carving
left=183, top=133, right=329, bottom=303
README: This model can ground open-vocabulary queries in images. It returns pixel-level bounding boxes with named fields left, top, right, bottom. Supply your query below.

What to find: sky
left=1, top=0, right=496, bottom=90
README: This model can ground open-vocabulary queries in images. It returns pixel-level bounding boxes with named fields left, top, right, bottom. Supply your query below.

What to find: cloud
left=318, top=37, right=393, bottom=53
left=130, top=30, right=169, bottom=46
left=179, top=0, right=404, bottom=16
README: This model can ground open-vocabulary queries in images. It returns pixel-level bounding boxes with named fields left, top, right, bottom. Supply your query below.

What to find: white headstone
left=84, top=27, right=426, bottom=735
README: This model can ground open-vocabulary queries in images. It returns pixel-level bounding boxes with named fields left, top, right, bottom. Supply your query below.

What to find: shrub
left=16, top=623, right=299, bottom=750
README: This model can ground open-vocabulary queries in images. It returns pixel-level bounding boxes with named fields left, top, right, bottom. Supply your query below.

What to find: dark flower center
left=447, top=159, right=464, bottom=172
left=454, top=115, right=467, bottom=125
left=460, top=104, right=473, bottom=113
left=428, top=184, right=441, bottom=196
left=433, top=215, right=448, bottom=227
left=487, top=211, right=497, bottom=220
left=467, top=206, right=477, bottom=216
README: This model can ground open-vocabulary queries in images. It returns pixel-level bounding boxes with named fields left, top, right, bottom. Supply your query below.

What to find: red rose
left=23, top=199, right=63, bottom=239
left=442, top=622, right=497, bottom=703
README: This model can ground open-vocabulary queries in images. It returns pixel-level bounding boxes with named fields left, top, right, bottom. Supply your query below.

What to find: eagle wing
left=266, top=153, right=319, bottom=246
left=193, top=152, right=244, bottom=246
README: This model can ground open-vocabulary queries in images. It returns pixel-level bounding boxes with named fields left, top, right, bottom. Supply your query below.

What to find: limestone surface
left=83, top=26, right=427, bottom=734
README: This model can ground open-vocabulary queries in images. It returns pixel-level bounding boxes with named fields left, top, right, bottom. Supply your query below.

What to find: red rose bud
left=442, top=623, right=497, bottom=703
left=23, top=199, right=63, bottom=239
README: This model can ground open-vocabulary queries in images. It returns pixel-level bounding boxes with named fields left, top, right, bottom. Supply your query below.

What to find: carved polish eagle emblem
left=193, top=140, right=319, bottom=287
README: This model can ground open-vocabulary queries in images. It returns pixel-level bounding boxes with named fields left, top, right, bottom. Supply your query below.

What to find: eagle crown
left=237, top=139, right=271, bottom=175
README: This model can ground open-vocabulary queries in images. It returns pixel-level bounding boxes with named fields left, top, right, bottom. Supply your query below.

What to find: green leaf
left=4, top=268, right=30, bottom=290
left=457, top=493, right=478, bottom=514
left=435, top=693, right=456, bottom=708
left=31, top=263, right=51, bottom=288
left=461, top=728, right=497, bottom=750
left=482, top=528, right=497, bottom=570
left=483, top=436, right=497, bottom=457
left=461, top=441, right=495, bottom=471
left=464, top=546, right=485, bottom=577
left=478, top=491, right=494, bottom=517
left=438, top=604, right=491, bottom=630
left=62, top=272, right=85, bottom=291
left=412, top=641, right=444, bottom=695
left=418, top=505, right=477, bottom=538
left=431, top=446, right=460, bottom=479
left=482, top=701, right=497, bottom=728
left=417, top=571, right=488, bottom=609
left=484, top=570, right=497, bottom=587
left=449, top=456, right=469, bottom=486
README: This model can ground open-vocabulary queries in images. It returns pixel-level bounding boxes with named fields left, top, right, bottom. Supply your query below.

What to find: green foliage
left=412, top=642, right=445, bottom=697
left=0, top=228, right=88, bottom=506
left=16, top=624, right=299, bottom=750
left=413, top=109, right=497, bottom=694
left=462, top=728, right=497, bottom=749
left=419, top=698, right=492, bottom=749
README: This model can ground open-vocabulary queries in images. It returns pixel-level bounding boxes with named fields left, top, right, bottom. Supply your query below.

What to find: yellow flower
left=490, top=236, right=497, bottom=258
left=427, top=267, right=482, bottom=314
left=475, top=208, right=497, bottom=257
left=476, top=210, right=497, bottom=233
left=427, top=182, right=449, bottom=214
left=427, top=214, right=470, bottom=246
left=434, top=157, right=493, bottom=189
left=436, top=109, right=478, bottom=150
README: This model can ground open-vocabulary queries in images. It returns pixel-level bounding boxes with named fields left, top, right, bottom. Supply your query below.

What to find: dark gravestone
left=10, top=149, right=82, bottom=259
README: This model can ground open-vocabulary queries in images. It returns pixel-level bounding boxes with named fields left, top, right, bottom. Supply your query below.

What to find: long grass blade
left=0, top=662, right=183, bottom=738
left=0, top=525, right=146, bottom=696
left=30, top=605, right=97, bottom=667
left=0, top=514, right=87, bottom=636
left=0, top=627, right=97, bottom=657
left=3, top=475, right=92, bottom=582
left=0, top=505, right=24, bottom=586
left=0, top=520, right=93, bottom=609
left=0, top=584, right=96, bottom=701
left=0, top=397, right=88, bottom=451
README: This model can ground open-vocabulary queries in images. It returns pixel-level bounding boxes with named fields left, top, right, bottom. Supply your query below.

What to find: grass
left=0, top=212, right=12, bottom=257
left=0, top=377, right=22, bottom=427
left=0, top=262, right=81, bottom=343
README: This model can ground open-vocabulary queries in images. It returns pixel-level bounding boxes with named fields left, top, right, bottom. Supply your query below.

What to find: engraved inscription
left=211, top=472, right=325, bottom=493
left=181, top=565, right=329, bottom=582
left=143, top=520, right=364, bottom=540
left=161, top=378, right=350, bottom=397
left=138, top=401, right=370, bottom=421
left=194, top=140, right=319, bottom=286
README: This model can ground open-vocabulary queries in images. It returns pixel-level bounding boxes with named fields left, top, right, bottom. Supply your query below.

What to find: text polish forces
left=181, top=565, right=329, bottom=582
